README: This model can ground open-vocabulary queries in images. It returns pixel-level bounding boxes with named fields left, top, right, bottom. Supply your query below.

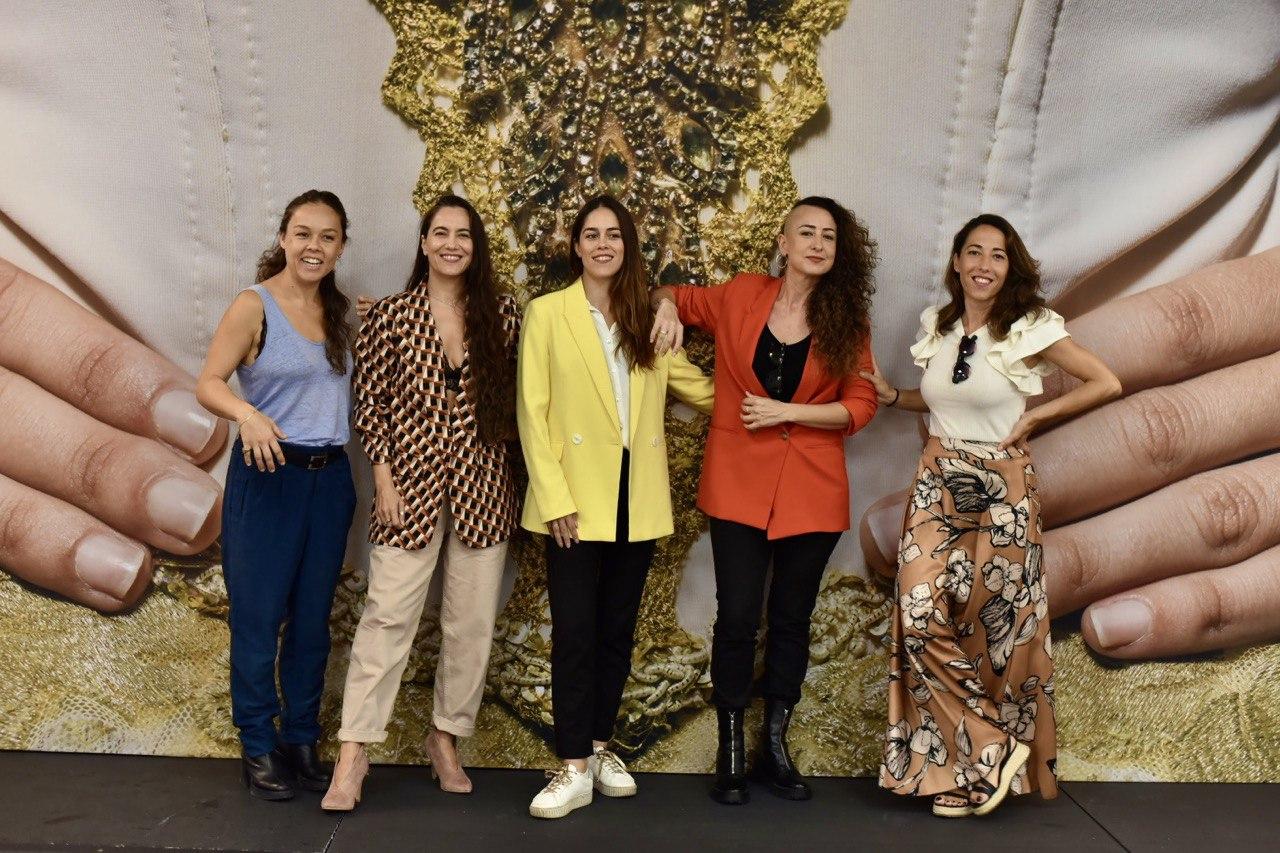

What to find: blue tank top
left=235, top=284, right=351, bottom=447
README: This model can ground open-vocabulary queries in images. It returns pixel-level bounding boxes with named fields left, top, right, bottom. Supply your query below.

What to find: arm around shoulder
left=665, top=349, right=714, bottom=415
left=836, top=337, right=881, bottom=436
left=656, top=275, right=741, bottom=333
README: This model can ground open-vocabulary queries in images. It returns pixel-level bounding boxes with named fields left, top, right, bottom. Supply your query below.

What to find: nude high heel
left=321, top=748, right=369, bottom=812
left=425, top=729, right=472, bottom=794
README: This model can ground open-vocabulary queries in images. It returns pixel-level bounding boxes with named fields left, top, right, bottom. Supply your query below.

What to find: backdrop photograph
left=1, top=0, right=1277, bottom=804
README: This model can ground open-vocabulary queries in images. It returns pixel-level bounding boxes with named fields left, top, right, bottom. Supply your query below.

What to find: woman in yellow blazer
left=518, top=195, right=713, bottom=819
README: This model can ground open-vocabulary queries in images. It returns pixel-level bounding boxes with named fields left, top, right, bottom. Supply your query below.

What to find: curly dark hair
left=781, top=196, right=877, bottom=377
left=936, top=213, right=1048, bottom=341
left=407, top=195, right=516, bottom=444
left=255, top=189, right=352, bottom=375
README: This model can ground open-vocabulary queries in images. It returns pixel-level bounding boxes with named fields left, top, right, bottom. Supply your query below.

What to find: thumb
left=273, top=421, right=288, bottom=439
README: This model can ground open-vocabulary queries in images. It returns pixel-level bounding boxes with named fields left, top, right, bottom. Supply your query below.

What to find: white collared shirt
left=587, top=304, right=631, bottom=449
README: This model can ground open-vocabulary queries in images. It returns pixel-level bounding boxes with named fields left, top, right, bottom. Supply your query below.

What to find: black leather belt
left=279, top=446, right=345, bottom=470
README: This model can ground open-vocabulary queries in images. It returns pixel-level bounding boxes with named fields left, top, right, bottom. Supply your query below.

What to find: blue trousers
left=222, top=440, right=356, bottom=757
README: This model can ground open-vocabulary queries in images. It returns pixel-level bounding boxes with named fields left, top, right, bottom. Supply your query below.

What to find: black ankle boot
left=709, top=707, right=750, bottom=805
left=242, top=749, right=296, bottom=801
left=755, top=699, right=811, bottom=800
left=279, top=742, right=331, bottom=792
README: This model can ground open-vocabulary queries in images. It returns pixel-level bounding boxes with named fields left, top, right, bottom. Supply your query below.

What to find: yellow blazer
left=517, top=280, right=714, bottom=542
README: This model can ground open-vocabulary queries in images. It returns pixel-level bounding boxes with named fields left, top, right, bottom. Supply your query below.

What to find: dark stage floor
left=0, top=752, right=1273, bottom=852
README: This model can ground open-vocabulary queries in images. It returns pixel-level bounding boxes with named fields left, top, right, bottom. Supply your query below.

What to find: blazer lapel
left=737, top=276, right=780, bottom=398
left=563, top=280, right=622, bottom=434
left=416, top=291, right=450, bottom=436
left=627, top=360, right=646, bottom=445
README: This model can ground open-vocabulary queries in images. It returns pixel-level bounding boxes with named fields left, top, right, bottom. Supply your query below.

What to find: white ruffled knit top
left=910, top=306, right=1070, bottom=443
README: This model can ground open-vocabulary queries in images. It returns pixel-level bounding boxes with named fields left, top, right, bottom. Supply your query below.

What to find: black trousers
left=709, top=517, right=841, bottom=710
left=546, top=449, right=657, bottom=759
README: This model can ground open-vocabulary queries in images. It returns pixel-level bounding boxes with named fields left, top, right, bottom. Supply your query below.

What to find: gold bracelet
left=237, top=409, right=261, bottom=427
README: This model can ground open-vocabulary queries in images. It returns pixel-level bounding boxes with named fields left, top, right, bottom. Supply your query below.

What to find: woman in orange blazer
left=651, top=196, right=878, bottom=805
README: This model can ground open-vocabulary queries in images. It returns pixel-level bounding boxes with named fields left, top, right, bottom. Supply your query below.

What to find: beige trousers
left=337, top=500, right=508, bottom=741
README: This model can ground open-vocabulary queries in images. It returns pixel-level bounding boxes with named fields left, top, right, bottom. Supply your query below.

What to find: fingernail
left=153, top=390, right=217, bottom=455
left=146, top=476, right=219, bottom=541
left=866, top=502, right=901, bottom=564
left=75, top=533, right=145, bottom=599
left=1088, top=598, right=1153, bottom=649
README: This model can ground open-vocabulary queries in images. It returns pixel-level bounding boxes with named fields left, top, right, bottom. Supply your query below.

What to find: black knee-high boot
left=709, top=707, right=750, bottom=804
left=755, top=699, right=811, bottom=800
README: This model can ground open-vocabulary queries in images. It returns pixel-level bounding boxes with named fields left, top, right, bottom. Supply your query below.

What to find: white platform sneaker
left=589, top=747, right=637, bottom=797
left=528, top=763, right=594, bottom=819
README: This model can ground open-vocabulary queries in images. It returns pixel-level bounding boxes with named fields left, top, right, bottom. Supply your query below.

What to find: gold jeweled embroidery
left=370, top=0, right=849, bottom=748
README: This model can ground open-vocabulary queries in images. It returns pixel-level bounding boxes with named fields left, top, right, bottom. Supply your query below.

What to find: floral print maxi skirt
left=879, top=437, right=1057, bottom=799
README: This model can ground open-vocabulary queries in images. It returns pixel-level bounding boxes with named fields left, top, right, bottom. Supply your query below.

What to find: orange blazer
left=674, top=273, right=878, bottom=539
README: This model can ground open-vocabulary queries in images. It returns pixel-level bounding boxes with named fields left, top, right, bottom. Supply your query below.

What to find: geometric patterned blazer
left=353, top=286, right=521, bottom=550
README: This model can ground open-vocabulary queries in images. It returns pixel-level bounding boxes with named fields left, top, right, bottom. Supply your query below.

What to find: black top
left=752, top=325, right=811, bottom=402
left=444, top=363, right=462, bottom=394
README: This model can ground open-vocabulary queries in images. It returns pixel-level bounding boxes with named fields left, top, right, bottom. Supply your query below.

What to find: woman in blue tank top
left=196, top=190, right=357, bottom=801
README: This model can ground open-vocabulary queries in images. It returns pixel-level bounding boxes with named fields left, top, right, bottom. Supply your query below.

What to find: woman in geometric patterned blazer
left=323, top=195, right=521, bottom=809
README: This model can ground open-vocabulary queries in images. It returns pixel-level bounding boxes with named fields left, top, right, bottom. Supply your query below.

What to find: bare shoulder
left=223, top=288, right=266, bottom=326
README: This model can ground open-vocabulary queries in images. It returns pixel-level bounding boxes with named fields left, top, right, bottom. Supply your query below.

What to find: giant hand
left=0, top=260, right=226, bottom=612
left=861, top=249, right=1280, bottom=660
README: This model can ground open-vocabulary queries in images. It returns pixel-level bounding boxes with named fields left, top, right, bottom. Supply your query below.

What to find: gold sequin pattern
left=3, top=2, right=1276, bottom=780
left=370, top=0, right=850, bottom=747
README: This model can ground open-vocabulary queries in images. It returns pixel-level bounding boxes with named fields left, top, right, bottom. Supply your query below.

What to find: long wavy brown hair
left=781, top=196, right=877, bottom=377
left=407, top=195, right=516, bottom=444
left=256, top=189, right=353, bottom=375
left=936, top=213, right=1048, bottom=341
left=569, top=195, right=656, bottom=371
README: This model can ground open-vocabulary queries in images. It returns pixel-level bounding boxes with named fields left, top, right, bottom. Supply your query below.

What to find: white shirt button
left=650, top=436, right=659, bottom=447
left=572, top=433, right=583, bottom=445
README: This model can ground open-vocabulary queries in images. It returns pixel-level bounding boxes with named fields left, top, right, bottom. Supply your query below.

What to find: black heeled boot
left=709, top=707, right=750, bottom=805
left=279, top=742, right=331, bottom=792
left=755, top=699, right=811, bottom=800
left=242, top=749, right=296, bottom=801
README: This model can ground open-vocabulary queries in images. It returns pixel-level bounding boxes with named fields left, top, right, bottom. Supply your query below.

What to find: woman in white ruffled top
left=863, top=214, right=1121, bottom=818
